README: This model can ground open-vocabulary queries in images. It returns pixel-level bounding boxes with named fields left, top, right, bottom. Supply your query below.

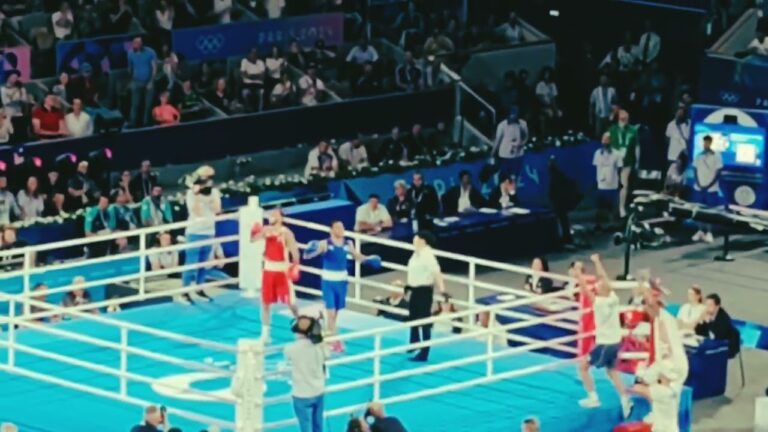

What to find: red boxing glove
left=289, top=263, right=301, bottom=282
left=251, top=222, right=263, bottom=238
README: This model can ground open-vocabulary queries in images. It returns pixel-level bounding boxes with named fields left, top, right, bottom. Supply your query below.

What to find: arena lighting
left=549, top=9, right=560, bottom=16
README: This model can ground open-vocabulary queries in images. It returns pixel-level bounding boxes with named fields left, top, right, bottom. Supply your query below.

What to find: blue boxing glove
left=363, top=255, right=382, bottom=269
left=303, top=240, right=322, bottom=259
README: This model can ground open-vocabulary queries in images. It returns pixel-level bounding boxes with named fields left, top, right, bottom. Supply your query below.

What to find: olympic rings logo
left=195, top=34, right=225, bottom=55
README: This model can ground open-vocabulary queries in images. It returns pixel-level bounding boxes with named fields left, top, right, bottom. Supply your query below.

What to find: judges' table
left=362, top=208, right=560, bottom=269
left=684, top=338, right=730, bottom=400
left=475, top=293, right=578, bottom=359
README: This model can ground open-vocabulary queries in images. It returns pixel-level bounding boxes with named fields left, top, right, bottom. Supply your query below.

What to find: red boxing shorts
left=262, top=270, right=291, bottom=305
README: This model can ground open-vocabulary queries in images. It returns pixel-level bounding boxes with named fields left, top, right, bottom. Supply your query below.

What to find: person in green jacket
left=608, top=109, right=638, bottom=218
left=140, top=185, right=173, bottom=227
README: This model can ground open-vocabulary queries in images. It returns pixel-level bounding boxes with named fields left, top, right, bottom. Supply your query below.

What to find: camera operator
left=285, top=316, right=326, bottom=432
left=182, top=165, right=221, bottom=303
left=130, top=405, right=170, bottom=432
left=365, top=402, right=408, bottom=432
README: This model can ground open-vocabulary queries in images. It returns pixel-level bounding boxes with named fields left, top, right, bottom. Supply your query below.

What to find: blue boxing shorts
left=589, top=343, right=621, bottom=369
left=321, top=277, right=348, bottom=311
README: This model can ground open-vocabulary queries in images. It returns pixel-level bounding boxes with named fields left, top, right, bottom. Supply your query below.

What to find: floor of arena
left=0, top=292, right=657, bottom=432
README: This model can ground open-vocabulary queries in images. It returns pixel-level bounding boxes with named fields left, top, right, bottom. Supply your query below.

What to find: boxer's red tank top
left=264, top=232, right=287, bottom=263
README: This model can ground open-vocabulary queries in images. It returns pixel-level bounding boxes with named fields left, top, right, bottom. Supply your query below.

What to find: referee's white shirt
left=284, top=338, right=325, bottom=398
left=406, top=247, right=441, bottom=287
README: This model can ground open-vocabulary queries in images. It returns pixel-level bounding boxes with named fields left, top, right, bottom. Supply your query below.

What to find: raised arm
left=590, top=254, right=612, bottom=296
left=302, top=239, right=328, bottom=260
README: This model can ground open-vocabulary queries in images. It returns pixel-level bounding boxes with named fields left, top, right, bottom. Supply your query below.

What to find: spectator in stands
left=743, top=28, right=768, bottom=56
left=288, top=39, right=309, bottom=70
left=52, top=1, right=74, bottom=40
left=109, top=0, right=135, bottom=34
left=423, top=56, right=448, bottom=89
left=515, top=69, right=535, bottom=123
left=308, top=39, right=336, bottom=75
left=535, top=68, right=562, bottom=136
left=153, top=91, right=181, bottom=126
left=131, top=160, right=158, bottom=202
left=84, top=195, right=116, bottom=258
left=77, top=2, right=102, bottom=37
left=61, top=276, right=96, bottom=317
left=44, top=192, right=68, bottom=217
left=462, top=23, right=486, bottom=50
left=408, top=124, right=433, bottom=159
left=593, top=132, right=622, bottom=230
left=298, top=64, right=326, bottom=102
left=691, top=135, right=722, bottom=243
left=488, top=174, right=517, bottom=210
left=141, top=185, right=173, bottom=227
left=68, top=161, right=99, bottom=211
left=394, top=1, right=425, bottom=49
left=0, top=73, right=28, bottom=142
left=208, top=78, right=236, bottom=114
left=194, top=62, right=216, bottom=94
left=338, top=137, right=369, bottom=171
left=442, top=170, right=485, bottom=215
left=588, top=75, right=617, bottom=138
left=637, top=20, right=661, bottom=65
left=355, top=194, right=393, bottom=233
left=496, top=12, right=525, bottom=44
left=0, top=173, right=21, bottom=225
left=664, top=151, right=688, bottom=198
left=112, top=189, right=139, bottom=231
left=266, top=45, right=287, bottom=95
left=28, top=283, right=50, bottom=323
left=695, top=293, right=740, bottom=357
left=304, top=141, right=338, bottom=178
left=408, top=172, right=439, bottom=230
left=608, top=109, right=638, bottom=219
left=492, top=107, right=528, bottom=181
left=347, top=38, right=380, bottom=82
left=130, top=405, right=169, bottom=432
left=381, top=126, right=413, bottom=163
left=240, top=48, right=267, bottom=112
left=676, top=284, right=705, bottom=331
left=16, top=176, right=45, bottom=222
left=353, top=62, right=382, bottom=97
left=112, top=234, right=136, bottom=255
left=395, top=51, right=423, bottom=93
left=266, top=0, right=286, bottom=18
left=603, top=32, right=639, bottom=73
left=270, top=72, right=297, bottom=108
left=68, top=63, right=100, bottom=108
left=213, top=0, right=233, bottom=23
left=174, top=0, right=200, bottom=27
left=32, top=93, right=66, bottom=139
left=149, top=231, right=179, bottom=272
left=179, top=78, right=204, bottom=111
left=128, top=37, right=158, bottom=128
left=665, top=107, right=690, bottom=171
left=52, top=72, right=69, bottom=102
left=521, top=417, right=541, bottom=432
left=387, top=178, right=416, bottom=223
left=423, top=28, right=455, bottom=56
left=65, top=99, right=93, bottom=138
left=155, top=0, right=175, bottom=34
left=365, top=402, right=408, bottom=432
left=0, top=109, right=14, bottom=144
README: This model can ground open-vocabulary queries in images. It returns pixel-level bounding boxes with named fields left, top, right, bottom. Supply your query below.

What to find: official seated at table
left=695, top=293, right=740, bottom=357
left=524, top=257, right=554, bottom=294
left=677, top=284, right=705, bottom=331
left=442, top=170, right=486, bottom=216
left=487, top=174, right=518, bottom=210
left=355, top=194, right=393, bottom=233
left=387, top=180, right=415, bottom=222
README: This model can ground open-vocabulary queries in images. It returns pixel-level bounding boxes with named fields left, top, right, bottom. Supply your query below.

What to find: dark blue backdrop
left=172, top=13, right=344, bottom=62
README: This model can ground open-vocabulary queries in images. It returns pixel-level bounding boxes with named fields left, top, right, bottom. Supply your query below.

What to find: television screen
left=692, top=123, right=765, bottom=169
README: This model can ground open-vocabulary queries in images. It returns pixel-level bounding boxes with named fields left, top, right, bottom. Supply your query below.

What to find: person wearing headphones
left=285, top=316, right=326, bottom=432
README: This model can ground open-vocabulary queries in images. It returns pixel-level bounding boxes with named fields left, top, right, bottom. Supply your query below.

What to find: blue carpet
left=0, top=293, right=691, bottom=432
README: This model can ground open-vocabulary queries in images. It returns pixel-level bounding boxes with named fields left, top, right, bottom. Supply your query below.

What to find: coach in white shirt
left=594, top=133, right=623, bottom=228
left=492, top=108, right=528, bottom=181
left=65, top=99, right=93, bottom=138
left=691, top=135, right=722, bottom=243
left=589, top=75, right=617, bottom=138
left=355, top=194, right=392, bottom=233
left=665, top=108, right=689, bottom=166
left=405, top=231, right=445, bottom=362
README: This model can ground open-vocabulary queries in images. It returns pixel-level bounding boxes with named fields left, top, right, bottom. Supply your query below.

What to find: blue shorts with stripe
left=321, top=279, right=348, bottom=310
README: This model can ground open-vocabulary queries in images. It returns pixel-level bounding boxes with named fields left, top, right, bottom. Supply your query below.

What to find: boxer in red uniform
left=251, top=209, right=300, bottom=342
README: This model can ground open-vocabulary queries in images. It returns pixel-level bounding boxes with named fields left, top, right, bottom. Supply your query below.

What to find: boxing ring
left=0, top=199, right=691, bottom=432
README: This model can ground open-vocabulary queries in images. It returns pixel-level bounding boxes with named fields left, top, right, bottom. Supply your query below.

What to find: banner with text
left=171, top=13, right=344, bottom=62
left=56, top=33, right=139, bottom=75
left=0, top=45, right=32, bottom=82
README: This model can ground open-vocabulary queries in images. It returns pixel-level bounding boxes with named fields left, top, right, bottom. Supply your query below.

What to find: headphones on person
left=291, top=315, right=324, bottom=344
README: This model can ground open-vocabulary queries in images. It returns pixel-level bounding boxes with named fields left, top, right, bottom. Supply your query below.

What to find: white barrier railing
left=0, top=202, right=592, bottom=432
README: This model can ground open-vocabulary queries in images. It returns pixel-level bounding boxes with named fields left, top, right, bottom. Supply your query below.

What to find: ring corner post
left=239, top=196, right=264, bottom=299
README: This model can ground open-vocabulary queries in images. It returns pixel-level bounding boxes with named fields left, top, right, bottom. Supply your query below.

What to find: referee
left=405, top=231, right=445, bottom=362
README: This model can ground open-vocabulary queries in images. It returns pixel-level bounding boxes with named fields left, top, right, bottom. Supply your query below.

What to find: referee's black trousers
left=406, top=285, right=433, bottom=361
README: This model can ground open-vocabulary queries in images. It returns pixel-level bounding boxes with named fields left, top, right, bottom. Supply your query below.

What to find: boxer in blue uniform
left=304, top=220, right=379, bottom=353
